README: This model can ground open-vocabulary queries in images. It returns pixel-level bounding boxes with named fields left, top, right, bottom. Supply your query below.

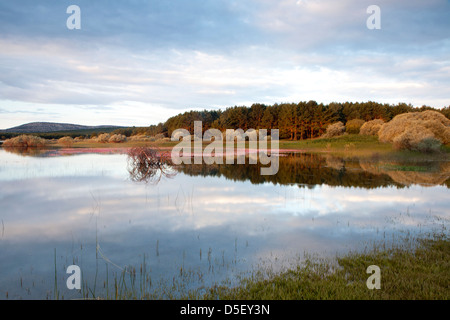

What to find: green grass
left=72, top=233, right=449, bottom=300
left=199, top=234, right=449, bottom=300
left=280, top=134, right=384, bottom=149
left=279, top=135, right=390, bottom=158
left=441, top=144, right=450, bottom=154
left=280, top=134, right=450, bottom=161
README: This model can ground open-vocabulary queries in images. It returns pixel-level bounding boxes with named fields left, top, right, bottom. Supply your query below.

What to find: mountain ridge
left=1, top=122, right=125, bottom=133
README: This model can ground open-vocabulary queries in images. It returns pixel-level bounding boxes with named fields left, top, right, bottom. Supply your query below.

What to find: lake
left=0, top=147, right=449, bottom=299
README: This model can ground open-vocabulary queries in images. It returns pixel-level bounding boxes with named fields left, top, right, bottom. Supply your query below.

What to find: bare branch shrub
left=127, top=147, right=176, bottom=184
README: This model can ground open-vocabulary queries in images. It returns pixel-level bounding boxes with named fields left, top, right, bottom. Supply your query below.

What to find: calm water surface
left=0, top=148, right=449, bottom=299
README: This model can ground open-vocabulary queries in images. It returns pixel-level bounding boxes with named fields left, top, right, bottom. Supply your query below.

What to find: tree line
left=127, top=101, right=450, bottom=140
left=5, top=100, right=447, bottom=141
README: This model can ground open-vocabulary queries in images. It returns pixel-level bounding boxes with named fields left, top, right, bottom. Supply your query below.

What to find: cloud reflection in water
left=0, top=149, right=448, bottom=298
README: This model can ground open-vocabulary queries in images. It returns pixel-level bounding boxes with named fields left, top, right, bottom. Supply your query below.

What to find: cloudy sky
left=0, top=0, right=449, bottom=129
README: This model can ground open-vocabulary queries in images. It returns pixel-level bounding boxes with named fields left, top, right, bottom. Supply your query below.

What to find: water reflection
left=5, top=147, right=450, bottom=189
left=359, top=160, right=450, bottom=187
left=175, top=153, right=450, bottom=189
left=0, top=148, right=448, bottom=299
left=2, top=146, right=49, bottom=157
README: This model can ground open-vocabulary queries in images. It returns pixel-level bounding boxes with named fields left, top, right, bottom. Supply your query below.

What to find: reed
left=201, top=233, right=449, bottom=300
left=65, top=228, right=449, bottom=300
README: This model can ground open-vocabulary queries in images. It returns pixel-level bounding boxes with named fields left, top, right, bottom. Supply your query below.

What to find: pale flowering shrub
left=108, top=134, right=127, bottom=143
left=96, top=133, right=111, bottom=143
left=322, top=122, right=345, bottom=138
left=360, top=119, right=384, bottom=136
left=3, top=135, right=47, bottom=148
left=58, top=136, right=74, bottom=147
left=379, top=110, right=450, bottom=152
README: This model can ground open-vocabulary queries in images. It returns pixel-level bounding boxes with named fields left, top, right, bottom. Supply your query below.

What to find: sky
left=0, top=0, right=449, bottom=129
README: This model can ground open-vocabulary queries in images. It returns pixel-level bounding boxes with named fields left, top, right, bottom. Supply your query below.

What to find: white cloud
left=0, top=0, right=449, bottom=128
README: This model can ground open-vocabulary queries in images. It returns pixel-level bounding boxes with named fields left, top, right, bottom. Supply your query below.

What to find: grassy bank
left=280, top=134, right=450, bottom=160
left=3, top=133, right=449, bottom=159
left=72, top=134, right=449, bottom=154
left=199, top=234, right=449, bottom=300
left=279, top=135, right=392, bottom=156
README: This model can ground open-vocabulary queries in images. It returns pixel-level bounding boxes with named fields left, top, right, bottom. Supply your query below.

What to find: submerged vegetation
left=51, top=232, right=448, bottom=300
left=200, top=234, right=449, bottom=300
left=1, top=146, right=448, bottom=300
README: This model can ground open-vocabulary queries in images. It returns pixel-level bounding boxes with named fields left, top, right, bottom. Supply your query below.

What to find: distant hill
left=1, top=122, right=124, bottom=133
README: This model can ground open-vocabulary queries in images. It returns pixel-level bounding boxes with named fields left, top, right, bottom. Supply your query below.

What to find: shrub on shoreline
left=415, top=137, right=442, bottom=154
left=346, top=119, right=365, bottom=134
left=360, top=119, right=384, bottom=136
left=2, top=135, right=48, bottom=148
left=378, top=110, right=450, bottom=152
left=96, top=133, right=111, bottom=143
left=58, top=136, right=74, bottom=147
left=108, top=134, right=127, bottom=143
left=322, top=121, right=345, bottom=138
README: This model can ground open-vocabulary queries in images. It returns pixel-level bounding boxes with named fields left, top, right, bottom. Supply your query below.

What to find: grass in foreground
left=73, top=233, right=449, bottom=300
left=199, top=234, right=449, bottom=300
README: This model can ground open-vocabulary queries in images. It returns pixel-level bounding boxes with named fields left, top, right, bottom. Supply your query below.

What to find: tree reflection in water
left=2, top=146, right=49, bottom=157
left=175, top=153, right=450, bottom=189
left=127, top=147, right=177, bottom=184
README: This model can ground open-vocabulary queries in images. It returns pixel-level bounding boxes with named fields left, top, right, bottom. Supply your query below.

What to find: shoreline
left=1, top=134, right=449, bottom=161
